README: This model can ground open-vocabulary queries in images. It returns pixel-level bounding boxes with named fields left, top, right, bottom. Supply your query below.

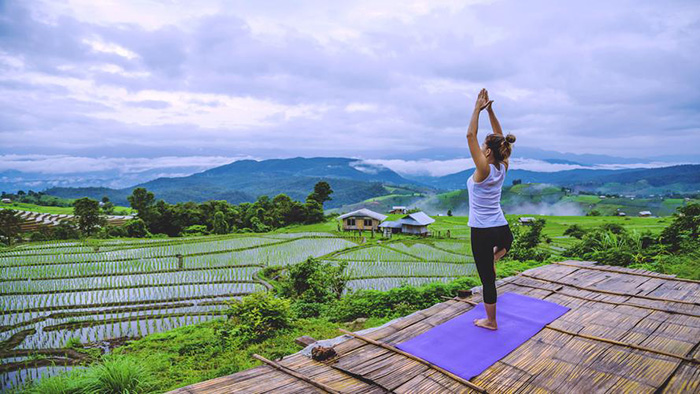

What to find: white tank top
left=467, top=163, right=508, bottom=228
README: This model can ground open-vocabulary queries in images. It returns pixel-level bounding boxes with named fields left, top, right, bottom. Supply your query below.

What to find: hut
left=381, top=211, right=435, bottom=236
left=518, top=216, right=536, bottom=225
left=638, top=211, right=652, bottom=217
left=338, top=208, right=387, bottom=232
left=378, top=220, right=402, bottom=236
left=1, top=198, right=11, bottom=203
left=398, top=211, right=435, bottom=235
left=389, top=206, right=408, bottom=214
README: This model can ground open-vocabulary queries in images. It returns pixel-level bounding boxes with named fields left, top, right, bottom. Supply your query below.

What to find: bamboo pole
left=338, top=328, right=487, bottom=393
left=545, top=326, right=699, bottom=364
left=553, top=261, right=700, bottom=284
left=252, top=354, right=341, bottom=394
left=520, top=273, right=700, bottom=306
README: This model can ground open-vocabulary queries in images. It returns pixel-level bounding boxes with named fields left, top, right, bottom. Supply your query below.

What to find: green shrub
left=660, top=202, right=700, bottom=252
left=84, top=355, right=155, bottom=393
left=506, top=220, right=551, bottom=262
left=326, top=276, right=479, bottom=322
left=224, top=292, right=292, bottom=343
left=26, top=355, right=155, bottom=394
left=125, top=218, right=150, bottom=238
left=563, top=224, right=586, bottom=239
left=275, top=257, right=349, bottom=317
left=181, top=224, right=208, bottom=237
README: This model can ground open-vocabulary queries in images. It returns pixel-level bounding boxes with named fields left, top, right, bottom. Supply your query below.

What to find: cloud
left=359, top=157, right=689, bottom=177
left=0, top=0, right=698, bottom=170
left=0, top=154, right=254, bottom=174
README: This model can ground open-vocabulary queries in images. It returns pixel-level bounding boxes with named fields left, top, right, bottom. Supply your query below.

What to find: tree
left=660, top=202, right=700, bottom=251
left=304, top=198, right=325, bottom=224
left=0, top=209, right=22, bottom=246
left=125, top=218, right=150, bottom=238
left=212, top=211, right=229, bottom=234
left=447, top=209, right=453, bottom=217
left=73, top=197, right=105, bottom=236
left=307, top=181, right=333, bottom=206
left=519, top=218, right=546, bottom=249
left=127, top=188, right=155, bottom=223
left=101, top=196, right=115, bottom=215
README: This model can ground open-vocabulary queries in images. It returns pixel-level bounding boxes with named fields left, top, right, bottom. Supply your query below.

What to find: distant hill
left=39, top=158, right=700, bottom=213
left=429, top=164, right=700, bottom=193
left=45, top=157, right=428, bottom=208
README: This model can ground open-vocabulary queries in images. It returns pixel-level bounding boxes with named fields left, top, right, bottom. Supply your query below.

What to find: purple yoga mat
left=395, top=292, right=570, bottom=380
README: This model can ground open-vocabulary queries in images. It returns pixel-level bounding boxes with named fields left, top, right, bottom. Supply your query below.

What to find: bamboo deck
left=169, top=261, right=700, bottom=393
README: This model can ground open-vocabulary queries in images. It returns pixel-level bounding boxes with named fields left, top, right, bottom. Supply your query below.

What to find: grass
left=24, top=316, right=392, bottom=393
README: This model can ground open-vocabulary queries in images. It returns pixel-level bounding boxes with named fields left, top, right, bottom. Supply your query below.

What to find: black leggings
left=471, top=224, right=514, bottom=304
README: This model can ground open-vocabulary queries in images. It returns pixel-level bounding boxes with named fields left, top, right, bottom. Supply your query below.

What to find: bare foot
left=473, top=318, right=498, bottom=330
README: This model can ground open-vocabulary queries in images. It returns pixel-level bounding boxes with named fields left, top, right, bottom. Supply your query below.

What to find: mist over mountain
left=32, top=154, right=700, bottom=212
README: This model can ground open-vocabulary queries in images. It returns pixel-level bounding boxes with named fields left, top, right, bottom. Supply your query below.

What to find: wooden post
left=176, top=254, right=183, bottom=270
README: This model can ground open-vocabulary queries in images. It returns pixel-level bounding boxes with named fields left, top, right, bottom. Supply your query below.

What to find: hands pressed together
left=474, top=88, right=494, bottom=112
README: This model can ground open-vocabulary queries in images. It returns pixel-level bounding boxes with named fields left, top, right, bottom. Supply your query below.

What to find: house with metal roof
left=380, top=211, right=435, bottom=236
left=338, top=208, right=387, bottom=232
left=389, top=206, right=408, bottom=214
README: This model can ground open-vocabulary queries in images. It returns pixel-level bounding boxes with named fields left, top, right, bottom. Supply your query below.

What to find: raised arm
left=467, top=89, right=491, bottom=183
left=484, top=93, right=502, bottom=136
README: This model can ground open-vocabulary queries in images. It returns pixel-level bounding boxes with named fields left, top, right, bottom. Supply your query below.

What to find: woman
left=466, top=88, right=516, bottom=330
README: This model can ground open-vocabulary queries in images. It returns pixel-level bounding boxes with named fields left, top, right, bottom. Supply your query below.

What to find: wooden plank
left=553, top=261, right=692, bottom=281
left=544, top=326, right=698, bottom=363
left=503, top=278, right=700, bottom=317
left=252, top=354, right=341, bottom=394
left=338, top=328, right=487, bottom=393
left=521, top=273, right=700, bottom=306
left=662, top=362, right=700, bottom=393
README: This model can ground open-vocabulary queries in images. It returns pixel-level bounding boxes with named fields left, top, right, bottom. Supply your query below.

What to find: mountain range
left=37, top=157, right=700, bottom=209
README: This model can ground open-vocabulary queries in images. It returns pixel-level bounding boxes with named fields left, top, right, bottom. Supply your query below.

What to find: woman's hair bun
left=505, top=134, right=516, bottom=144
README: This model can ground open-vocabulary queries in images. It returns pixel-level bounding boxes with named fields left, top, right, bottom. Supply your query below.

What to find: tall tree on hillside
left=307, top=181, right=333, bottom=207
left=0, top=209, right=22, bottom=246
left=128, top=188, right=155, bottom=223
left=304, top=198, right=325, bottom=224
left=73, top=197, right=105, bottom=236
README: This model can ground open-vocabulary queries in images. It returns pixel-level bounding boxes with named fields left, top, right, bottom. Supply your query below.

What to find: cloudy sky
left=1, top=0, right=699, bottom=179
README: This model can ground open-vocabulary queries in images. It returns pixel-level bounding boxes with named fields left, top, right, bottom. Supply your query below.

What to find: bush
left=326, top=276, right=479, bottom=322
left=506, top=219, right=550, bottom=262
left=660, top=202, right=700, bottom=252
left=181, top=224, right=208, bottom=236
left=101, top=225, right=128, bottom=238
left=224, top=292, right=292, bottom=343
left=124, top=218, right=150, bottom=238
left=26, top=354, right=155, bottom=394
left=276, top=257, right=349, bottom=316
left=52, top=221, right=80, bottom=240
left=565, top=228, right=654, bottom=267
left=563, top=224, right=586, bottom=239
left=84, top=355, right=155, bottom=393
